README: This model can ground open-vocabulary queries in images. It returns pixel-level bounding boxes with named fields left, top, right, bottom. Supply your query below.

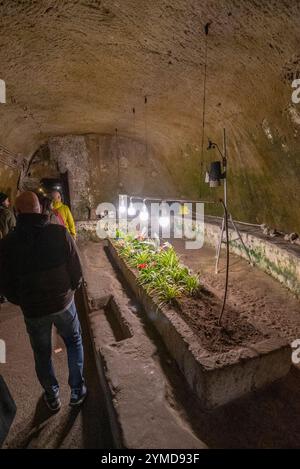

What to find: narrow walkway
left=0, top=296, right=111, bottom=448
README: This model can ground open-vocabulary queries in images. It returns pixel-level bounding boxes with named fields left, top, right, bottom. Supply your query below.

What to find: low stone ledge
left=76, top=220, right=99, bottom=242
left=204, top=216, right=300, bottom=297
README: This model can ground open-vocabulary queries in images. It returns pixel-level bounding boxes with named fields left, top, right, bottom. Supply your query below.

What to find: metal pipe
left=218, top=199, right=229, bottom=326
left=121, top=194, right=217, bottom=205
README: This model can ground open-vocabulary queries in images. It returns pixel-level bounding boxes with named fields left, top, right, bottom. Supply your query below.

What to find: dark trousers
left=24, top=300, right=84, bottom=397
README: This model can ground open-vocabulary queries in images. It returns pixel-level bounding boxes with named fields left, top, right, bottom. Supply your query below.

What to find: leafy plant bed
left=114, top=232, right=200, bottom=303
left=107, top=237, right=291, bottom=409
left=114, top=233, right=265, bottom=353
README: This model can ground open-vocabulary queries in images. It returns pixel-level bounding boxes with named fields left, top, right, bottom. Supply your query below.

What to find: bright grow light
left=139, top=201, right=149, bottom=222
left=159, top=216, right=170, bottom=228
left=159, top=202, right=170, bottom=228
left=128, top=199, right=136, bottom=216
left=119, top=195, right=127, bottom=216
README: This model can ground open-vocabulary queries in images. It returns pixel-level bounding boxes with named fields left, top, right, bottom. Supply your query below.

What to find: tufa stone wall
left=48, top=134, right=176, bottom=220
left=0, top=164, right=19, bottom=202
left=49, top=135, right=91, bottom=220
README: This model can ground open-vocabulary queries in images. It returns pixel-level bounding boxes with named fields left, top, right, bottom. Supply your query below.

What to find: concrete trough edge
left=106, top=239, right=292, bottom=409
left=80, top=283, right=125, bottom=449
left=80, top=273, right=207, bottom=448
left=203, top=218, right=300, bottom=298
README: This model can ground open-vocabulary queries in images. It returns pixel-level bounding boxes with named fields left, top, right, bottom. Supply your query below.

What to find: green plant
left=150, top=281, right=184, bottom=304
left=182, top=274, right=200, bottom=295
left=115, top=228, right=124, bottom=239
left=138, top=269, right=161, bottom=286
left=164, top=265, right=189, bottom=283
left=117, top=243, right=134, bottom=258
left=114, top=235, right=201, bottom=305
left=156, top=247, right=179, bottom=269
left=127, top=249, right=154, bottom=268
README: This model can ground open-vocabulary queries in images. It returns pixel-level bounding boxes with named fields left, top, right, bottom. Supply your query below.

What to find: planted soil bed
left=174, top=289, right=267, bottom=354
left=107, top=239, right=291, bottom=409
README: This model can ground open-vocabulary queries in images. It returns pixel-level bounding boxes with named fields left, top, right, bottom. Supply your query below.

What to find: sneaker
left=43, top=392, right=61, bottom=412
left=69, top=385, right=88, bottom=407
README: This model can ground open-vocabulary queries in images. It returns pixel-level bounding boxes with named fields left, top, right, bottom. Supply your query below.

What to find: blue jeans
left=24, top=300, right=84, bottom=398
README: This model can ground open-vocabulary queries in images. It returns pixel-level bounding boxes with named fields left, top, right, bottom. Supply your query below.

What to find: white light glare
left=128, top=200, right=136, bottom=216
left=119, top=202, right=127, bottom=215
left=159, top=216, right=170, bottom=228
left=119, top=195, right=127, bottom=215
left=159, top=201, right=170, bottom=227
left=139, top=202, right=149, bottom=221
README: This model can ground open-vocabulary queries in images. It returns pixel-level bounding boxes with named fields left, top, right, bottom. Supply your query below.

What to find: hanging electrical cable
left=144, top=95, right=148, bottom=161
left=115, top=127, right=120, bottom=187
left=199, top=22, right=212, bottom=197
left=132, top=106, right=137, bottom=166
left=132, top=106, right=136, bottom=134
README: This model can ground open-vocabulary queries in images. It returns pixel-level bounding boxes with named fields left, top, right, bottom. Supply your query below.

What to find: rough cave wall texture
left=0, top=1, right=299, bottom=230
left=49, top=136, right=91, bottom=220
left=26, top=144, right=58, bottom=181
left=48, top=134, right=176, bottom=220
left=0, top=165, right=19, bottom=201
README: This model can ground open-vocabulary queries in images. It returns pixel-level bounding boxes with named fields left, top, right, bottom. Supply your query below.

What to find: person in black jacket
left=0, top=191, right=87, bottom=411
left=0, top=192, right=16, bottom=304
left=0, top=192, right=16, bottom=240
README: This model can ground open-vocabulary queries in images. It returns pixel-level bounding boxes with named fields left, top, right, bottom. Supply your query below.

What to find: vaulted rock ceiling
left=0, top=0, right=300, bottom=230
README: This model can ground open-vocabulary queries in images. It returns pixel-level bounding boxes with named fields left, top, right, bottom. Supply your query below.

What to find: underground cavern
left=0, top=0, right=300, bottom=460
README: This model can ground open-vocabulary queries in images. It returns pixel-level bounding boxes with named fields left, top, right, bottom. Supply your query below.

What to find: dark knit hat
left=0, top=192, right=8, bottom=205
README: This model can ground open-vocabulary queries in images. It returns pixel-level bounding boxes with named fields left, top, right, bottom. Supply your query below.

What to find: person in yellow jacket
left=51, top=191, right=76, bottom=239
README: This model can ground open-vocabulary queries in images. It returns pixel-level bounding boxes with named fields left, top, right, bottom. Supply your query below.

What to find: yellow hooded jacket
left=52, top=201, right=76, bottom=238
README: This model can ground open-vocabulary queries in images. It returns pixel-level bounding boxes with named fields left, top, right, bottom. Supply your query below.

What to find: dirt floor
left=171, top=239, right=300, bottom=344
left=174, top=289, right=266, bottom=354
left=0, top=295, right=112, bottom=448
